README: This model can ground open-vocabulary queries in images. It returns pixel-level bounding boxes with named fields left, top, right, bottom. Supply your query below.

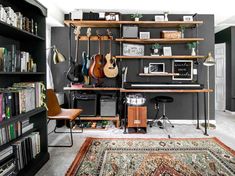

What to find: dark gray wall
left=51, top=14, right=215, bottom=120
left=215, top=27, right=235, bottom=111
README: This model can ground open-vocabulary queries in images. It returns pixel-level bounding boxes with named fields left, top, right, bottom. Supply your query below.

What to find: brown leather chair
left=46, top=89, right=83, bottom=147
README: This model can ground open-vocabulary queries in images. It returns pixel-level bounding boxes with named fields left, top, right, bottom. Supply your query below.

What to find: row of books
left=0, top=4, right=38, bottom=35
left=0, top=82, right=45, bottom=122
left=0, top=132, right=40, bottom=174
left=0, top=118, right=34, bottom=146
left=0, top=45, right=37, bottom=73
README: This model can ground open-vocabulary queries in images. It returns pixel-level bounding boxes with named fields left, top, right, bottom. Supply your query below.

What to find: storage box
left=161, top=30, right=181, bottom=39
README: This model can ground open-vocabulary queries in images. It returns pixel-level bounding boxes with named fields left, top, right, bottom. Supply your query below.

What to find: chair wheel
left=172, top=125, right=174, bottom=128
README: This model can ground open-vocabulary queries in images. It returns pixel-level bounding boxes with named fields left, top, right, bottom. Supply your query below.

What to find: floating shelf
left=64, top=87, right=120, bottom=91
left=78, top=36, right=111, bottom=41
left=64, top=20, right=203, bottom=28
left=115, top=55, right=205, bottom=59
left=115, top=38, right=204, bottom=44
left=139, top=73, right=180, bottom=76
left=0, top=20, right=45, bottom=41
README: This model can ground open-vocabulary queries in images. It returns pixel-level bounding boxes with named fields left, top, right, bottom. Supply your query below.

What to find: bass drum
left=126, top=94, right=146, bottom=106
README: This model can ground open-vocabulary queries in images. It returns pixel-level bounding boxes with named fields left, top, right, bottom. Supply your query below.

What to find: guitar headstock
left=86, top=28, right=92, bottom=38
left=107, top=29, right=113, bottom=39
left=96, top=30, right=102, bottom=39
left=74, top=26, right=81, bottom=40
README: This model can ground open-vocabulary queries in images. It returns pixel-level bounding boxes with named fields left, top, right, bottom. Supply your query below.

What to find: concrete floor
left=36, top=111, right=235, bottom=176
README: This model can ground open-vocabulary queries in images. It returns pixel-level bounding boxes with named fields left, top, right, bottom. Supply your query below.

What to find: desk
left=120, top=88, right=213, bottom=135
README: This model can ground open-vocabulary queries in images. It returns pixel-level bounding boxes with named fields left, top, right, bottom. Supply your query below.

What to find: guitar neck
left=74, top=37, right=79, bottom=63
left=87, top=37, right=90, bottom=57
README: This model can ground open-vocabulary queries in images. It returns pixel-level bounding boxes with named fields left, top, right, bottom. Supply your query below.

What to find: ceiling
left=38, top=0, right=235, bottom=33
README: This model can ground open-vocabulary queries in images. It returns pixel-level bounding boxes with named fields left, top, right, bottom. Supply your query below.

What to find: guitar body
left=92, top=54, right=105, bottom=78
left=103, top=53, right=118, bottom=78
left=82, top=51, right=89, bottom=76
left=66, top=60, right=84, bottom=83
left=88, top=56, right=96, bottom=79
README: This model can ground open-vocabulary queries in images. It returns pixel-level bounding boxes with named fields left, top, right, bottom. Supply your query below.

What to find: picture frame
left=183, top=16, right=193, bottom=21
left=122, top=25, right=138, bottom=38
left=155, top=15, right=165, bottom=21
left=105, top=12, right=120, bottom=21
left=149, top=63, right=165, bottom=73
left=123, top=43, right=144, bottom=56
left=172, top=60, right=193, bottom=80
left=139, top=32, right=150, bottom=39
left=163, top=46, right=172, bottom=56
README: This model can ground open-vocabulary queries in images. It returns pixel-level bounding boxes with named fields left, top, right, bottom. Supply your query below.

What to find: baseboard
left=224, top=110, right=235, bottom=114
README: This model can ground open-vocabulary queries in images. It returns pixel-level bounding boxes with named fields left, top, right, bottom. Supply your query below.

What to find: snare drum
left=126, top=94, right=146, bottom=106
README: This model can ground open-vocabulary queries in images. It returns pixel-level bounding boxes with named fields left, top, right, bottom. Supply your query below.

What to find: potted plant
left=131, top=13, right=143, bottom=21
left=151, top=43, right=161, bottom=56
left=187, top=42, right=198, bottom=56
left=179, top=25, right=186, bottom=38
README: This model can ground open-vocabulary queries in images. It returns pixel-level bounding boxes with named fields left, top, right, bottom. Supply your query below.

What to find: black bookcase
left=0, top=0, right=49, bottom=175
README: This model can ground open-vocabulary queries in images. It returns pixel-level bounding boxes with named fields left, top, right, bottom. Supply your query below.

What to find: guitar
left=82, top=28, right=92, bottom=84
left=103, top=29, right=118, bottom=78
left=66, top=26, right=84, bottom=83
left=90, top=30, right=105, bottom=79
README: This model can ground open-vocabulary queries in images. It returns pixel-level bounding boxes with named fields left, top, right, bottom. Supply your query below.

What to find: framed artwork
left=155, top=15, right=165, bottom=21
left=163, top=47, right=172, bottom=56
left=183, top=16, right=193, bottom=21
left=149, top=63, right=165, bottom=73
left=139, top=32, right=150, bottom=39
left=123, top=43, right=144, bottom=56
left=172, top=60, right=193, bottom=80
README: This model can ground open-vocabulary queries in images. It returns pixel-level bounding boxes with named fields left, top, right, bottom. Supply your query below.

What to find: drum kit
left=126, top=93, right=146, bottom=106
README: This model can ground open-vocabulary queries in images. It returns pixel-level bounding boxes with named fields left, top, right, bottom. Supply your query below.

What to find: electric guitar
left=66, top=26, right=84, bottom=83
left=82, top=28, right=91, bottom=84
left=90, top=30, right=105, bottom=79
left=103, top=29, right=118, bottom=78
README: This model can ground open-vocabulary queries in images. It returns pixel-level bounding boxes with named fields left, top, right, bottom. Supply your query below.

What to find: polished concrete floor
left=36, top=111, right=235, bottom=176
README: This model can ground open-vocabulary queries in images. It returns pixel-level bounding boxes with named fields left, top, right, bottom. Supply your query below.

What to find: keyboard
left=124, top=82, right=204, bottom=89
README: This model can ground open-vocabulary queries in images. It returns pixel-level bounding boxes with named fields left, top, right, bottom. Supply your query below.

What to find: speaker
left=74, top=94, right=97, bottom=116
left=100, top=96, right=116, bottom=116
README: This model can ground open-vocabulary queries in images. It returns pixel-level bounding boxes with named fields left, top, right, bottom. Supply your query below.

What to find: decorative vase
left=181, top=30, right=184, bottom=38
left=135, top=18, right=139, bottom=21
left=191, top=48, right=196, bottom=56
left=153, top=49, right=159, bottom=55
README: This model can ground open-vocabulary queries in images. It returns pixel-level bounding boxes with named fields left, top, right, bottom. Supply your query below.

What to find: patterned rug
left=66, top=138, right=235, bottom=176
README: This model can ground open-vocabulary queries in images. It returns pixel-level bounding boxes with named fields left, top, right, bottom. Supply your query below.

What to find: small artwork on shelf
left=163, top=47, right=172, bottom=56
left=154, top=15, right=165, bottom=21
left=149, top=63, right=165, bottom=73
left=183, top=16, right=193, bottom=21
left=123, top=43, right=144, bottom=56
left=139, top=32, right=150, bottom=39
left=172, top=60, right=193, bottom=80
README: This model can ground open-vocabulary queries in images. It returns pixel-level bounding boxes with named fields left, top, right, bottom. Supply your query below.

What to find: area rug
left=66, top=137, right=235, bottom=176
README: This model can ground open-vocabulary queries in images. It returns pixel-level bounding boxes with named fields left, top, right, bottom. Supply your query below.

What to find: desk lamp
left=48, top=45, right=66, bottom=64
left=202, top=52, right=216, bottom=129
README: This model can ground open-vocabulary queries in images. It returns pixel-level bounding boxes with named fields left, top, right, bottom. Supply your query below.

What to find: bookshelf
left=0, top=0, right=49, bottom=175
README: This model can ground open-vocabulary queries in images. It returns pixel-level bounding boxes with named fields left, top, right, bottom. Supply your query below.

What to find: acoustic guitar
left=90, top=30, right=105, bottom=79
left=103, top=29, right=118, bottom=78
left=82, top=28, right=92, bottom=84
left=66, top=26, right=84, bottom=83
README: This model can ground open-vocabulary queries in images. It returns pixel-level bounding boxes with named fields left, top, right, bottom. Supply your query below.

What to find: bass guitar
left=89, top=30, right=105, bottom=81
left=82, top=28, right=91, bottom=85
left=66, top=26, right=84, bottom=83
left=103, top=29, right=118, bottom=78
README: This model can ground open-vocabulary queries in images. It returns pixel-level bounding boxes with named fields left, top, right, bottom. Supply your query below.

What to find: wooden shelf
left=0, top=20, right=45, bottom=41
left=115, top=55, right=205, bottom=59
left=120, top=88, right=213, bottom=93
left=64, top=20, right=203, bottom=28
left=115, top=38, right=204, bottom=44
left=80, top=115, right=120, bottom=127
left=79, top=36, right=110, bottom=41
left=64, top=87, right=120, bottom=91
left=139, top=73, right=180, bottom=76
